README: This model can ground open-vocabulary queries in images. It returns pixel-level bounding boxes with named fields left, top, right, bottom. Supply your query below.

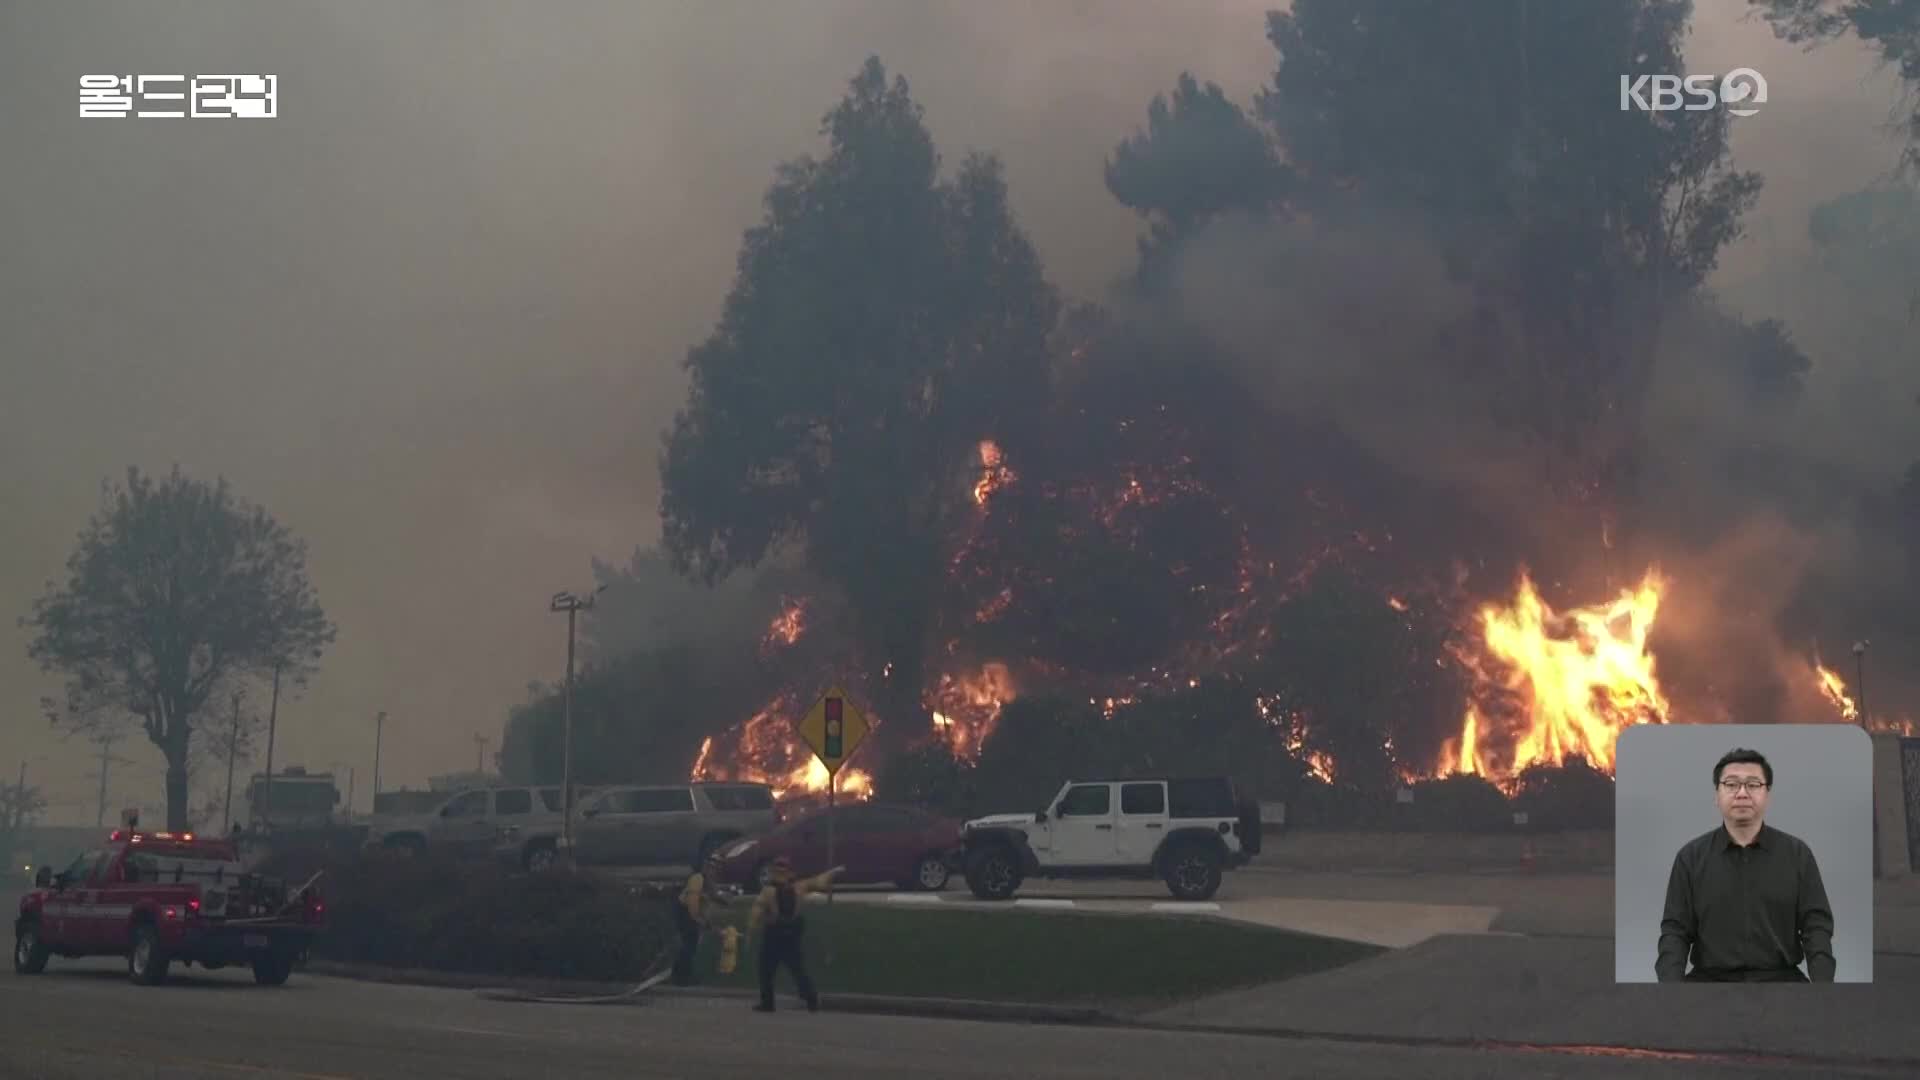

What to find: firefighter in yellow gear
left=672, top=854, right=729, bottom=986
left=747, top=857, right=842, bottom=1012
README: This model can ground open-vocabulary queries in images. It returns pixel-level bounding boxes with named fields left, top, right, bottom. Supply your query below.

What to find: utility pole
left=11, top=760, right=24, bottom=833
left=222, top=690, right=245, bottom=832
left=91, top=730, right=134, bottom=829
left=550, top=585, right=605, bottom=862
left=261, top=661, right=282, bottom=832
left=373, top=711, right=386, bottom=801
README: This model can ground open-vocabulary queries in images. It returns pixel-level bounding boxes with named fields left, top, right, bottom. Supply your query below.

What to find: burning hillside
left=680, top=321, right=1912, bottom=801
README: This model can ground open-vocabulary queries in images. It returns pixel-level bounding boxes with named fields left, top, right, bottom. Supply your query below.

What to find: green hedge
left=261, top=850, right=678, bottom=982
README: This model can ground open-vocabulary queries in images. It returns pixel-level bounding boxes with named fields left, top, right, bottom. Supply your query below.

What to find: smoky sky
left=0, top=1, right=1905, bottom=822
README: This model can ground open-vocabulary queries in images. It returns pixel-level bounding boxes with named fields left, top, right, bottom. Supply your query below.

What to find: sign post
left=793, top=687, right=870, bottom=912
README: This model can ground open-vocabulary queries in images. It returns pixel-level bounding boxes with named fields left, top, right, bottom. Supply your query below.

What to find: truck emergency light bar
left=108, top=830, right=195, bottom=843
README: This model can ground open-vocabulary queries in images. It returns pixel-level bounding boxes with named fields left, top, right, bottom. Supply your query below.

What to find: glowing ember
left=975, top=586, right=1014, bottom=623
left=1439, top=568, right=1670, bottom=785
left=1305, top=750, right=1336, bottom=783
left=761, top=598, right=808, bottom=652
left=973, top=440, right=1015, bottom=507
left=1386, top=595, right=1409, bottom=613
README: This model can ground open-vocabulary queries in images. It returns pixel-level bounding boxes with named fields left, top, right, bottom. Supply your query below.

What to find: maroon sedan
left=712, top=802, right=962, bottom=892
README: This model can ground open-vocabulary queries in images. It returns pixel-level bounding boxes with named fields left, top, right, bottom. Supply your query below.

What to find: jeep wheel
left=1164, top=845, right=1224, bottom=902
left=964, top=845, right=1021, bottom=901
left=13, top=923, right=49, bottom=975
left=384, top=834, right=426, bottom=858
left=753, top=860, right=777, bottom=892
left=129, top=924, right=171, bottom=986
left=524, top=840, right=558, bottom=873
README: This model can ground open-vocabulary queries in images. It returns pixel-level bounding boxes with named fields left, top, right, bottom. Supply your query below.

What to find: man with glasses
left=1655, top=748, right=1836, bottom=982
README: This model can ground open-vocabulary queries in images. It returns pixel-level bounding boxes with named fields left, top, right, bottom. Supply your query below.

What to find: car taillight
left=187, top=897, right=201, bottom=915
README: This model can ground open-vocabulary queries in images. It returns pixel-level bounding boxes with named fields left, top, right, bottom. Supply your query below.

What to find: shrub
left=1511, top=758, right=1616, bottom=831
left=1396, top=773, right=1513, bottom=832
left=260, top=850, right=678, bottom=981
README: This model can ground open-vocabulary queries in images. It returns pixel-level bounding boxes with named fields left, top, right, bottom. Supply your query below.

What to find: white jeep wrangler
left=959, top=776, right=1261, bottom=902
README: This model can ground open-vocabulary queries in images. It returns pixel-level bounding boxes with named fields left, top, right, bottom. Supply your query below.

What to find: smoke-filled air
left=7, top=1, right=1920, bottom=828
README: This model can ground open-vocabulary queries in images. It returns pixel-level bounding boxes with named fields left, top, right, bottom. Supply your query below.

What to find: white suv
left=959, top=776, right=1261, bottom=901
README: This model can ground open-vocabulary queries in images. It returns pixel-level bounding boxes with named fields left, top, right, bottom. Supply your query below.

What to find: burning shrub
left=1509, top=757, right=1616, bottom=831
left=261, top=850, right=676, bottom=982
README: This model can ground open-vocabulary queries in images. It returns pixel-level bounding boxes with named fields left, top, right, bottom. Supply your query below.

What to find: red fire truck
left=13, top=828, right=325, bottom=986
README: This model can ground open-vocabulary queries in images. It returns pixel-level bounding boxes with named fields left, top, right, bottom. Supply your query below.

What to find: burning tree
left=658, top=56, right=1059, bottom=756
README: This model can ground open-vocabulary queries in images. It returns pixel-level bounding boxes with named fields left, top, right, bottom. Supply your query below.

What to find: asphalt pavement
left=1, top=964, right=1907, bottom=1079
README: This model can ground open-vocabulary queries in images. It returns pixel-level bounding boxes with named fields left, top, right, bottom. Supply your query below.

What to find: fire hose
left=472, top=942, right=678, bottom=1005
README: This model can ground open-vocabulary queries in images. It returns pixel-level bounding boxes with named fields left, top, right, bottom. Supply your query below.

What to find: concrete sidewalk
left=1150, top=934, right=1920, bottom=1064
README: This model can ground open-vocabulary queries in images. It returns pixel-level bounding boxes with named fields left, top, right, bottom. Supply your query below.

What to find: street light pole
left=550, top=585, right=605, bottom=863
left=222, top=690, right=244, bottom=832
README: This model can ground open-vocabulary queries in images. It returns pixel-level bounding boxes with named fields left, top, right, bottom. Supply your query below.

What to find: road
left=0, top=963, right=1904, bottom=1079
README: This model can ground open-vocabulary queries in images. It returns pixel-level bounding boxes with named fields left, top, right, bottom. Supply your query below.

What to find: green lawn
left=692, top=901, right=1382, bottom=1007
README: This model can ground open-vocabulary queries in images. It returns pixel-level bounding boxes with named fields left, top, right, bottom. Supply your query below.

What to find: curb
left=305, top=961, right=1114, bottom=1025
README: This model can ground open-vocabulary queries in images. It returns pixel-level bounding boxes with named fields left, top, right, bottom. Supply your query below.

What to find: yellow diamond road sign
left=795, top=687, right=869, bottom=775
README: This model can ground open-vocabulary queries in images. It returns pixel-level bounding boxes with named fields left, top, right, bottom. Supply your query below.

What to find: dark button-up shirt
left=1656, top=823, right=1835, bottom=982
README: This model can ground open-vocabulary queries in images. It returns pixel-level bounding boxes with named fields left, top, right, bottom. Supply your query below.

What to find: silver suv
left=499, top=782, right=777, bottom=872
left=365, top=785, right=570, bottom=858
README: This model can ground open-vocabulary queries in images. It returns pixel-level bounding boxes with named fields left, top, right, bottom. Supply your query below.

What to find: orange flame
left=974, top=440, right=1014, bottom=507
left=929, top=663, right=1015, bottom=759
left=1439, top=568, right=1669, bottom=785
left=1814, top=660, right=1859, bottom=723
left=1813, top=658, right=1918, bottom=736
left=691, top=693, right=873, bottom=799
left=761, top=598, right=807, bottom=652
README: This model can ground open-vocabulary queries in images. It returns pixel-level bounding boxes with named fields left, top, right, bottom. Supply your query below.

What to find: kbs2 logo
left=1619, top=68, right=1767, bottom=117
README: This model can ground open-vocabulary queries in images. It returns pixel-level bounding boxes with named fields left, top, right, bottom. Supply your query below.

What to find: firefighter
left=672, top=853, right=728, bottom=986
left=746, top=856, right=842, bottom=1012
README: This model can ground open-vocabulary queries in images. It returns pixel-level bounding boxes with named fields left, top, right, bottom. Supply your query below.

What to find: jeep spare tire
left=964, top=844, right=1021, bottom=901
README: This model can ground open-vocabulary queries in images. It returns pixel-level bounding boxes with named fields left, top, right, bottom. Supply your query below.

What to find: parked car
left=499, top=781, right=778, bottom=872
left=960, top=775, right=1262, bottom=901
left=363, top=785, right=570, bottom=858
left=711, top=802, right=962, bottom=892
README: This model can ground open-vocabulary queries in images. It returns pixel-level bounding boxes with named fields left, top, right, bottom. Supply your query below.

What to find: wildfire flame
left=929, top=662, right=1016, bottom=759
left=1814, top=660, right=1859, bottom=723
left=1814, top=658, right=1918, bottom=736
left=974, top=440, right=1014, bottom=507
left=690, top=694, right=874, bottom=799
left=761, top=597, right=808, bottom=652
left=1438, top=568, right=1669, bottom=785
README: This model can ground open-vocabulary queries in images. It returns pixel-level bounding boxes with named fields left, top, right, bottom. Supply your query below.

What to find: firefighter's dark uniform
left=673, top=858, right=724, bottom=985
left=748, top=860, right=839, bottom=1012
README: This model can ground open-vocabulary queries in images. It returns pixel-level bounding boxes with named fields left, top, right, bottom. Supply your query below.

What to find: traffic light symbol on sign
left=824, top=697, right=844, bottom=758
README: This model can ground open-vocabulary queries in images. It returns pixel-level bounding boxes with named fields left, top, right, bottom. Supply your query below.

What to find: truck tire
left=384, top=834, right=426, bottom=858
left=252, top=950, right=295, bottom=986
left=524, top=839, right=558, bottom=873
left=128, top=923, right=171, bottom=986
left=1162, top=842, right=1224, bottom=902
left=13, top=921, right=49, bottom=975
left=964, top=844, right=1022, bottom=901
